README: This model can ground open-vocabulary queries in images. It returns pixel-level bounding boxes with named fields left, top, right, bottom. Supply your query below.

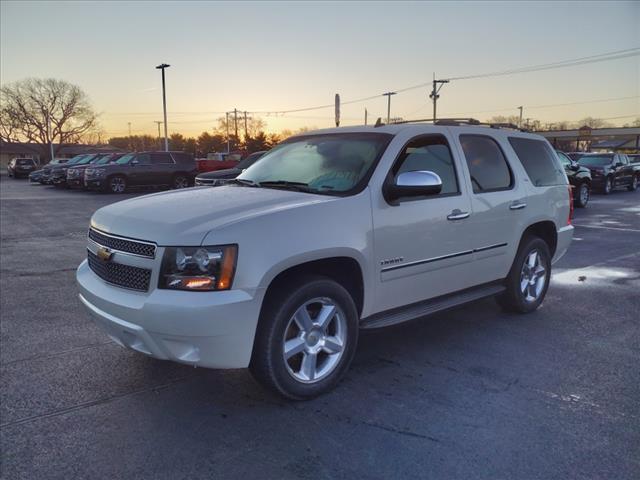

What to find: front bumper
left=76, top=260, right=264, bottom=369
left=67, top=178, right=84, bottom=188
left=85, top=178, right=104, bottom=190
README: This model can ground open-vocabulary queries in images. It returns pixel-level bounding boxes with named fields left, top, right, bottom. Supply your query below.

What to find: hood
left=91, top=185, right=335, bottom=245
left=197, top=168, right=241, bottom=179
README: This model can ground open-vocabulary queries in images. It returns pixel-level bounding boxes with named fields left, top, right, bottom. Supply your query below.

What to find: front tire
left=574, top=182, right=590, bottom=208
left=603, top=176, right=612, bottom=195
left=250, top=276, right=359, bottom=400
left=108, top=175, right=127, bottom=193
left=496, top=236, right=551, bottom=314
left=628, top=175, right=638, bottom=192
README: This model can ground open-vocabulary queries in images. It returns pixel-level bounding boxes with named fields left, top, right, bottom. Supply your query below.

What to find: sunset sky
left=1, top=1, right=639, bottom=138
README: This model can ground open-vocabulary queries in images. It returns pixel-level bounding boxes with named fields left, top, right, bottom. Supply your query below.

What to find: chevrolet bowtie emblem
left=97, top=246, right=113, bottom=262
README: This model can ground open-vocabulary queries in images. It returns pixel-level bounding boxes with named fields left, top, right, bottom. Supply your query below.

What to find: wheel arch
left=260, top=255, right=366, bottom=319
left=519, top=220, right=558, bottom=257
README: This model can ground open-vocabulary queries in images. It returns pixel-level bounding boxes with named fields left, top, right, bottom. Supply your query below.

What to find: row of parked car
left=8, top=150, right=266, bottom=193
left=6, top=149, right=638, bottom=204
left=559, top=151, right=639, bottom=208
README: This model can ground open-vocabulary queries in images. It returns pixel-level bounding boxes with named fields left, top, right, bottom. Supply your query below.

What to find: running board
left=360, top=283, right=505, bottom=329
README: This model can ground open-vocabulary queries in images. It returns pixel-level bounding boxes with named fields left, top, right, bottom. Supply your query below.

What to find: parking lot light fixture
left=155, top=63, right=170, bottom=152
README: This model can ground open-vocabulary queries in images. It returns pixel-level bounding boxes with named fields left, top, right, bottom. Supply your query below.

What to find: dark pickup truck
left=556, top=151, right=592, bottom=207
left=84, top=151, right=196, bottom=193
left=578, top=153, right=639, bottom=194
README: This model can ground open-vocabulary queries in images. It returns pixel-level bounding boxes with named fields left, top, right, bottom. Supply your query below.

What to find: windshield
left=76, top=155, right=97, bottom=165
left=95, top=155, right=115, bottom=165
left=116, top=153, right=136, bottom=164
left=555, top=151, right=572, bottom=166
left=65, top=155, right=87, bottom=165
left=237, top=152, right=265, bottom=169
left=579, top=156, right=613, bottom=167
left=237, top=133, right=392, bottom=194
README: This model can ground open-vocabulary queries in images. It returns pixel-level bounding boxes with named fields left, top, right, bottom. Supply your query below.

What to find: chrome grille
left=88, top=228, right=156, bottom=258
left=87, top=251, right=151, bottom=291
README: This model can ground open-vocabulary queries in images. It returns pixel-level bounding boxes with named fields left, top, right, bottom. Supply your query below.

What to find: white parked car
left=77, top=122, right=573, bottom=399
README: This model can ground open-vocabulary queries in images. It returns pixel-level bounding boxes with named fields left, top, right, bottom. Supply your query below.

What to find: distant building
left=0, top=141, right=122, bottom=168
left=538, top=126, right=640, bottom=153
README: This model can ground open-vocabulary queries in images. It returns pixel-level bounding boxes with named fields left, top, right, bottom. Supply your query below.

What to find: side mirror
left=569, top=161, right=580, bottom=171
left=615, top=162, right=623, bottom=168
left=384, top=170, right=442, bottom=203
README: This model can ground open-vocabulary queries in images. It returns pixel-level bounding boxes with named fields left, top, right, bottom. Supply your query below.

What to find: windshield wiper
left=230, top=178, right=259, bottom=187
left=258, top=180, right=316, bottom=193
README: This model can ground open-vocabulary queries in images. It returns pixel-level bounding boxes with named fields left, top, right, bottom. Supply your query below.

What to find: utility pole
left=155, top=63, right=170, bottom=151
left=154, top=121, right=163, bottom=149
left=47, top=113, right=54, bottom=162
left=233, top=108, right=238, bottom=140
left=225, top=112, right=230, bottom=153
left=364, top=108, right=368, bottom=126
left=429, top=73, right=449, bottom=122
left=518, top=106, right=524, bottom=128
left=127, top=122, right=132, bottom=136
left=382, top=92, right=396, bottom=124
left=244, top=111, right=248, bottom=141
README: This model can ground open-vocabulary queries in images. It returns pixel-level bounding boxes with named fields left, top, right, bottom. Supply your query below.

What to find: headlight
left=67, top=169, right=77, bottom=178
left=159, top=245, right=237, bottom=291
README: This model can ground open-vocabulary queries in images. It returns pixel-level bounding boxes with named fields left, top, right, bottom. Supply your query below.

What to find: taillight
left=567, top=186, right=574, bottom=225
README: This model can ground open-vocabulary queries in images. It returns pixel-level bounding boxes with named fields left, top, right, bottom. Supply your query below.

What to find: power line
left=245, top=47, right=639, bottom=115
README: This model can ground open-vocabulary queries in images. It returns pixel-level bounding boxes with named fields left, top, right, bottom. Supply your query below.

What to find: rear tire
left=172, top=174, right=190, bottom=189
left=496, top=236, right=551, bottom=314
left=108, top=175, right=127, bottom=193
left=250, top=275, right=359, bottom=400
left=574, top=182, right=589, bottom=208
left=628, top=175, right=638, bottom=192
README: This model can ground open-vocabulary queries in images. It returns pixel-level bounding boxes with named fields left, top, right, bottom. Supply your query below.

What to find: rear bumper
left=553, top=225, right=574, bottom=264
left=76, top=260, right=265, bottom=369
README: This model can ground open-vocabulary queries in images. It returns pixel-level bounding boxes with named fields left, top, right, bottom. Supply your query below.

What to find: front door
left=371, top=133, right=476, bottom=313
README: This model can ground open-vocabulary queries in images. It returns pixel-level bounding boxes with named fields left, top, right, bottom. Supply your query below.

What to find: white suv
left=77, top=122, right=573, bottom=399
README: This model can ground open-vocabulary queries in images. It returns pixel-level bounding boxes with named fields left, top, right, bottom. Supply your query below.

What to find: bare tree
left=0, top=78, right=99, bottom=159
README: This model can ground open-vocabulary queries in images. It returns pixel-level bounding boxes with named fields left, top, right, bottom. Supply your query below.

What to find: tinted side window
left=172, top=152, right=193, bottom=164
left=460, top=135, right=513, bottom=193
left=151, top=153, right=173, bottom=164
left=509, top=137, right=567, bottom=187
left=393, top=135, right=459, bottom=195
left=136, top=154, right=151, bottom=165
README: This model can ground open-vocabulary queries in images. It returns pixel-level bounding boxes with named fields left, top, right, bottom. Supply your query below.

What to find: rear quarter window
left=509, top=137, right=568, bottom=187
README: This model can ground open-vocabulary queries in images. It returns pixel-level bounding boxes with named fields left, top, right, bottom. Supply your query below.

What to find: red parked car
left=196, top=152, right=243, bottom=173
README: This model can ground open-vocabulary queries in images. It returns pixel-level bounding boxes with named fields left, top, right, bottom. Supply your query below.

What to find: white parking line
left=572, top=224, right=640, bottom=233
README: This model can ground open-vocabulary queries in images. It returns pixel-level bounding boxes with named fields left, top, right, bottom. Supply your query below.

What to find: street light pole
left=155, top=63, right=170, bottom=151
left=518, top=106, right=524, bottom=128
left=382, top=92, right=396, bottom=124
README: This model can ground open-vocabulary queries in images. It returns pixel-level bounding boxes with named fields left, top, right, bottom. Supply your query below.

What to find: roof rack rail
left=391, top=118, right=527, bottom=131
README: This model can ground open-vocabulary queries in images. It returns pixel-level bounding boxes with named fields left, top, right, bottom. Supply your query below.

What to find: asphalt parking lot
left=1, top=176, right=638, bottom=480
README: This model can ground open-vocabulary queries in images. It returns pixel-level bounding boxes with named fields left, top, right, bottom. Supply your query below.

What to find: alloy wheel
left=520, top=250, right=547, bottom=303
left=174, top=176, right=189, bottom=189
left=110, top=177, right=125, bottom=193
left=579, top=184, right=589, bottom=205
left=282, top=297, right=347, bottom=383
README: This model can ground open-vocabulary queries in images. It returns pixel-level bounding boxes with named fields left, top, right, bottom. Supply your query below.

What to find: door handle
left=509, top=202, right=527, bottom=210
left=447, top=209, right=470, bottom=221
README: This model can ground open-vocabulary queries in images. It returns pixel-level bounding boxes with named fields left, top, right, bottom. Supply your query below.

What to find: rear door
left=150, top=152, right=175, bottom=185
left=452, top=131, right=528, bottom=284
